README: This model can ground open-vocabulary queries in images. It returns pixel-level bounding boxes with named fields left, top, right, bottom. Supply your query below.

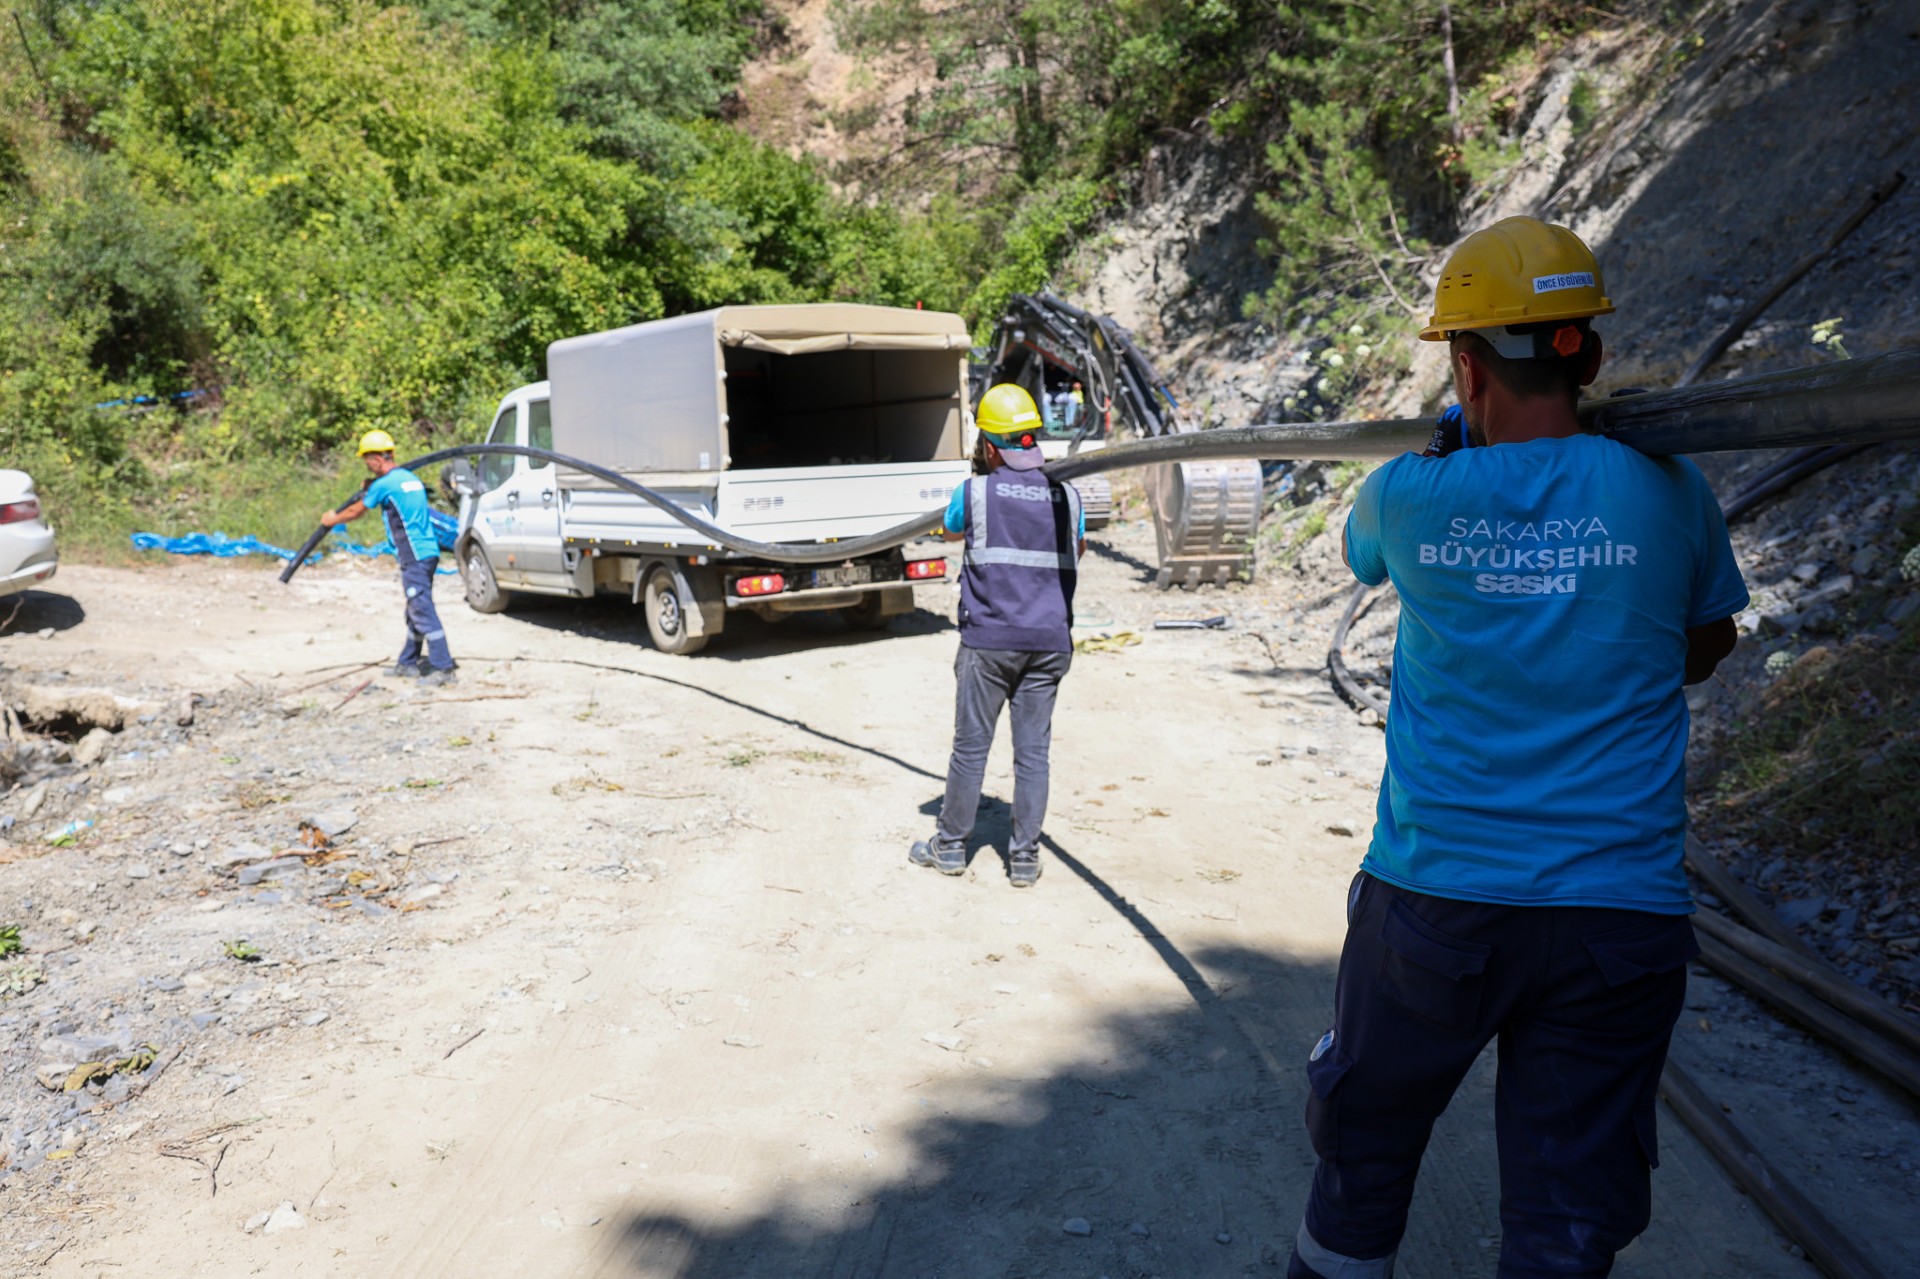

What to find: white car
left=0, top=470, right=57, bottom=596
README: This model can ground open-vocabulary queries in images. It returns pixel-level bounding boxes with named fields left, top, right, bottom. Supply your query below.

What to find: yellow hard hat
left=976, top=383, right=1042, bottom=441
left=1420, top=216, right=1614, bottom=342
left=356, top=429, right=397, bottom=456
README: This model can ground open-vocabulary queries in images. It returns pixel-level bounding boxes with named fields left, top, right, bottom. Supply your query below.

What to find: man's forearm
left=322, top=500, right=368, bottom=528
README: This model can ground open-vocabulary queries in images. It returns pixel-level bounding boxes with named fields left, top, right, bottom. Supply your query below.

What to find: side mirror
left=440, top=458, right=482, bottom=503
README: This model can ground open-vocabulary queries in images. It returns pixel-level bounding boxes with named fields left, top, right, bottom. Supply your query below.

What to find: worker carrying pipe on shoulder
left=909, top=384, right=1085, bottom=888
left=1287, top=217, right=1749, bottom=1279
left=320, top=430, right=459, bottom=687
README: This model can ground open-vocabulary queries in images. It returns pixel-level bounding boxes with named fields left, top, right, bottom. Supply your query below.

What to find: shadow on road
left=597, top=829, right=1341, bottom=1276
left=1083, top=537, right=1160, bottom=585
left=476, top=651, right=948, bottom=784
left=0, top=590, right=85, bottom=636
left=603, top=932, right=1336, bottom=1277
left=490, top=590, right=955, bottom=659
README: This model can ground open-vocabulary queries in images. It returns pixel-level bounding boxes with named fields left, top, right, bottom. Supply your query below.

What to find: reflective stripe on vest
left=964, top=477, right=1080, bottom=570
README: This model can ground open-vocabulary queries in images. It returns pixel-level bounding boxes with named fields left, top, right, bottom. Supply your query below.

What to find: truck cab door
left=473, top=402, right=525, bottom=586
left=510, top=398, right=570, bottom=588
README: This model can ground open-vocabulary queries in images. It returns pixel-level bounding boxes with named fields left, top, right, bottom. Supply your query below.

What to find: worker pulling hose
left=280, top=345, right=1920, bottom=586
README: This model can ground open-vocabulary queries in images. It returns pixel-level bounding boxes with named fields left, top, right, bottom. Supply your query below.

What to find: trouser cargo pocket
left=1375, top=897, right=1491, bottom=1028
left=1303, top=1030, right=1354, bottom=1160
left=1583, top=916, right=1700, bottom=987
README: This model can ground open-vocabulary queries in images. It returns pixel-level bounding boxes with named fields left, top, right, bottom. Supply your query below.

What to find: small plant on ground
left=223, top=939, right=261, bottom=963
left=0, top=925, right=21, bottom=958
left=0, top=964, right=45, bottom=997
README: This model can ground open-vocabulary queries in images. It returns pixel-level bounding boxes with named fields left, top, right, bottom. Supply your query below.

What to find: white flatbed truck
left=449, top=304, right=973, bottom=655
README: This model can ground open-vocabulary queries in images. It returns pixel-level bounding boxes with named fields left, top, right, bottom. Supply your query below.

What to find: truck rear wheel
left=462, top=543, right=511, bottom=614
left=840, top=591, right=895, bottom=632
left=643, top=565, right=708, bottom=656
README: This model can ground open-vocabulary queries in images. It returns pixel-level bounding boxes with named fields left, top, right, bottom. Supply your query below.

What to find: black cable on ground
left=1329, top=582, right=1390, bottom=721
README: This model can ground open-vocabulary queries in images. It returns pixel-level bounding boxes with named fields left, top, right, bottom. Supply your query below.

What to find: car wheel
left=462, top=543, right=511, bottom=614
left=643, top=565, right=708, bottom=655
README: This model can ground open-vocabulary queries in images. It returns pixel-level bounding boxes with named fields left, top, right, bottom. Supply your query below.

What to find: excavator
left=971, top=292, right=1262, bottom=587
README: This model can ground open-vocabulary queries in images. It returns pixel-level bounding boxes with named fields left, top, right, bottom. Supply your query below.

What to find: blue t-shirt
left=1345, top=434, right=1749, bottom=913
left=945, top=482, right=1086, bottom=538
left=363, top=467, right=439, bottom=566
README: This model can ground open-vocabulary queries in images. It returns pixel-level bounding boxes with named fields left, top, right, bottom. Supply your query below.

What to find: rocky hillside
left=736, top=1, right=1920, bottom=983
left=1052, top=0, right=1920, bottom=1001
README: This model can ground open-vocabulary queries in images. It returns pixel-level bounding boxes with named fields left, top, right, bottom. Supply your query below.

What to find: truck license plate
left=810, top=565, right=873, bottom=589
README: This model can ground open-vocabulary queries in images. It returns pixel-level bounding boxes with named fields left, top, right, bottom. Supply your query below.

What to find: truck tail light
left=734, top=573, right=785, bottom=597
left=0, top=499, right=41, bottom=524
left=904, top=558, right=946, bottom=580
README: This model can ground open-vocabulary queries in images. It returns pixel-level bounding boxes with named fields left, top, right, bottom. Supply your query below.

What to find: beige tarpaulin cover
left=714, top=304, right=971, bottom=355
left=718, top=329, right=972, bottom=355
left=548, top=303, right=971, bottom=476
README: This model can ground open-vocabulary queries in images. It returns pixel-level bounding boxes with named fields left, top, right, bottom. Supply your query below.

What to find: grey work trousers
left=934, top=644, right=1072, bottom=856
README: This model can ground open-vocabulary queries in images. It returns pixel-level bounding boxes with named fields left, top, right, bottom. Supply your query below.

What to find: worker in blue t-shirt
left=320, top=430, right=458, bottom=686
left=1287, top=218, right=1748, bottom=1279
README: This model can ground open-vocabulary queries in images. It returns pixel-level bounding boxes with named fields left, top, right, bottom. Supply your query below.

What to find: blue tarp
left=132, top=510, right=459, bottom=571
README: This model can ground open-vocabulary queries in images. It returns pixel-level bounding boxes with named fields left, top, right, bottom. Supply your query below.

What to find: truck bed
left=559, top=461, right=967, bottom=554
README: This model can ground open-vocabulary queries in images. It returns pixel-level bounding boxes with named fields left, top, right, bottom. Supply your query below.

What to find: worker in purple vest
left=910, top=384, right=1085, bottom=888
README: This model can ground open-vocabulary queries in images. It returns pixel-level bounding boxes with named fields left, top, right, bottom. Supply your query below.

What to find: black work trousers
left=1294, top=872, right=1698, bottom=1279
left=934, top=644, right=1071, bottom=857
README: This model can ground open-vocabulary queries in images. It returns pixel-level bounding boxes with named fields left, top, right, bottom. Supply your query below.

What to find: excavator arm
left=973, top=292, right=1262, bottom=587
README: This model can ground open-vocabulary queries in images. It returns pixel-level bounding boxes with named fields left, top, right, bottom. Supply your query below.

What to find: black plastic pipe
left=1660, top=1060, right=1891, bottom=1279
left=1722, top=442, right=1874, bottom=524
left=282, top=348, right=1920, bottom=585
left=1049, top=346, right=1920, bottom=481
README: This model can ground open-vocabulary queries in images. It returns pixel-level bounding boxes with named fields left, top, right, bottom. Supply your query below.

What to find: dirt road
left=0, top=525, right=1842, bottom=1276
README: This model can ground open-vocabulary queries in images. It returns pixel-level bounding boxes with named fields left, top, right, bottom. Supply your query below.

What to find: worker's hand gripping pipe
left=279, top=348, right=1920, bottom=585
left=279, top=491, right=367, bottom=585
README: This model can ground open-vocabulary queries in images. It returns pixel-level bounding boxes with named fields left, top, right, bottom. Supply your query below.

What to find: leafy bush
left=0, top=0, right=971, bottom=552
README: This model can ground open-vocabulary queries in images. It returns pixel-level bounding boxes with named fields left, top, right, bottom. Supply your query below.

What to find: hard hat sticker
left=1532, top=271, right=1596, bottom=294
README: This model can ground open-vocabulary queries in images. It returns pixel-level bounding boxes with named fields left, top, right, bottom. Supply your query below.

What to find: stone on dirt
left=1775, top=898, right=1825, bottom=928
left=304, top=808, right=358, bottom=837
left=1063, top=1217, right=1093, bottom=1237
left=17, top=783, right=47, bottom=820
left=237, top=858, right=305, bottom=887
left=33, top=1063, right=74, bottom=1092
left=263, top=1201, right=307, bottom=1233
left=212, top=844, right=271, bottom=869
left=72, top=727, right=114, bottom=766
